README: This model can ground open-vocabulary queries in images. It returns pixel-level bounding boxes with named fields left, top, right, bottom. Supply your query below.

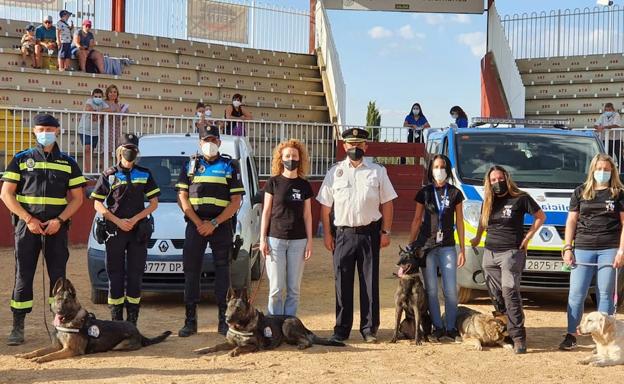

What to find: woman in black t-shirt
left=470, top=165, right=545, bottom=354
left=407, top=154, right=465, bottom=342
left=559, top=154, right=624, bottom=351
left=259, top=140, right=313, bottom=316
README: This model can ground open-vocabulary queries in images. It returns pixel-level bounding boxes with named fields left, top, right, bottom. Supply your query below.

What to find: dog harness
left=55, top=312, right=101, bottom=339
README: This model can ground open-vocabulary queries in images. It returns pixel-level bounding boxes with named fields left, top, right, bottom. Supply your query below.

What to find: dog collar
left=55, top=326, right=80, bottom=333
left=227, top=328, right=254, bottom=337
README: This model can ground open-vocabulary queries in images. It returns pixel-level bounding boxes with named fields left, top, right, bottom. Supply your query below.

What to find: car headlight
left=463, top=200, right=482, bottom=228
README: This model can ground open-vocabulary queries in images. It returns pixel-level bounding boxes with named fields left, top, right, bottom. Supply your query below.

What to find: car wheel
left=91, top=287, right=108, bottom=305
left=251, top=248, right=262, bottom=281
left=457, top=287, right=473, bottom=304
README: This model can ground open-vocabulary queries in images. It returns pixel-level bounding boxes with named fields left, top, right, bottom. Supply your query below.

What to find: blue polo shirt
left=35, top=24, right=56, bottom=42
left=405, top=114, right=428, bottom=127
left=456, top=117, right=469, bottom=128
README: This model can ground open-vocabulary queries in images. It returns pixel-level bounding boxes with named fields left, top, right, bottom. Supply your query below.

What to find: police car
left=87, top=134, right=262, bottom=304
left=424, top=118, right=624, bottom=303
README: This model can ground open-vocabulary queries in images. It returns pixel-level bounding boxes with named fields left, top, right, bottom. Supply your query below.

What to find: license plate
left=144, top=261, right=184, bottom=274
left=525, top=259, right=565, bottom=272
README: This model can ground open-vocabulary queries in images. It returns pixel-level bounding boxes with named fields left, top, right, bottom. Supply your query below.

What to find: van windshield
left=137, top=156, right=188, bottom=203
left=456, top=133, right=602, bottom=189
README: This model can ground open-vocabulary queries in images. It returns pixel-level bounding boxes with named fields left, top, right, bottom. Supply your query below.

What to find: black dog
left=389, top=246, right=431, bottom=345
left=195, top=288, right=345, bottom=356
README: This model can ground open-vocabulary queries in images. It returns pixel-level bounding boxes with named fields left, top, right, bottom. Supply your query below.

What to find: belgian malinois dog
left=15, top=277, right=171, bottom=363
left=453, top=306, right=511, bottom=351
left=389, top=245, right=431, bottom=345
left=194, top=288, right=346, bottom=357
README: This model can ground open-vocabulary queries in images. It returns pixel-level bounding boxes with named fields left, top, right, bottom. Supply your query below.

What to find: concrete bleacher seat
left=518, top=53, right=624, bottom=128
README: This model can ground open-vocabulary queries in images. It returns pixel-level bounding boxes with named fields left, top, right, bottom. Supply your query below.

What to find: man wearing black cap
left=90, top=134, right=160, bottom=325
left=0, top=113, right=86, bottom=345
left=317, top=128, right=397, bottom=343
left=175, top=125, right=245, bottom=336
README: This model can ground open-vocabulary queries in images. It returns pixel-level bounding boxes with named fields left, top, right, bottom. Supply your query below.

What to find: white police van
left=424, top=120, right=624, bottom=303
left=87, top=134, right=262, bottom=304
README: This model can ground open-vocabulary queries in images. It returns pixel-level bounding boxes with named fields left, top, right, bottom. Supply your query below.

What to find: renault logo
left=158, top=241, right=169, bottom=253
left=539, top=227, right=553, bottom=242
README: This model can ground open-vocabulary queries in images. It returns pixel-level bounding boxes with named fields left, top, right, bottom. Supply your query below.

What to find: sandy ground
left=0, top=236, right=622, bottom=383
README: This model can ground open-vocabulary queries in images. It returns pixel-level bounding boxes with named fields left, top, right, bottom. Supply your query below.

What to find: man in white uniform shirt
left=317, top=128, right=397, bottom=343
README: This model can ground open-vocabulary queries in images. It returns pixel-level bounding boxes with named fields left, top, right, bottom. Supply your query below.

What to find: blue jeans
left=567, top=248, right=617, bottom=334
left=266, top=237, right=307, bottom=316
left=423, top=245, right=458, bottom=330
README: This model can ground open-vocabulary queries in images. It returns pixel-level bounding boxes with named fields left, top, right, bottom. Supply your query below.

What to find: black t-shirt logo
left=606, top=200, right=615, bottom=212
left=291, top=188, right=302, bottom=201
left=502, top=205, right=513, bottom=218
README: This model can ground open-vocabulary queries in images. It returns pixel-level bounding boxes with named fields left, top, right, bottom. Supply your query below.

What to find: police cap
left=118, top=133, right=139, bottom=148
left=199, top=125, right=220, bottom=139
left=342, top=128, right=369, bottom=143
left=32, top=113, right=60, bottom=128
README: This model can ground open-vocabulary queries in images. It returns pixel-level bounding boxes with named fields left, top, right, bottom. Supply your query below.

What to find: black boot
left=7, top=312, right=26, bottom=346
left=126, top=303, right=140, bottom=326
left=178, top=304, right=197, bottom=337
left=217, top=304, right=228, bottom=336
left=110, top=304, right=124, bottom=321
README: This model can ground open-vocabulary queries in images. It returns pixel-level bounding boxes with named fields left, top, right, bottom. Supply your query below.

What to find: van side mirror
left=251, top=190, right=264, bottom=206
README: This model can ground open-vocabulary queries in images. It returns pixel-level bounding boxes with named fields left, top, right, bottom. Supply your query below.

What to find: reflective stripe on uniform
left=192, top=176, right=228, bottom=184
left=230, top=188, right=245, bottom=193
left=90, top=192, right=106, bottom=200
left=175, top=183, right=189, bottom=189
left=107, top=297, right=125, bottom=305
left=145, top=188, right=160, bottom=197
left=16, top=195, right=68, bottom=205
left=10, top=299, right=33, bottom=309
left=68, top=176, right=87, bottom=186
left=2, top=172, right=21, bottom=181
left=126, top=296, right=141, bottom=304
left=189, top=197, right=230, bottom=207
left=19, top=162, right=71, bottom=173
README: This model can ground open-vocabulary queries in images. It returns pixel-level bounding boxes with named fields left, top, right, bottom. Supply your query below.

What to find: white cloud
left=457, top=31, right=486, bottom=57
left=398, top=25, right=415, bottom=39
left=416, top=13, right=471, bottom=25
left=451, top=14, right=471, bottom=24
left=424, top=14, right=445, bottom=25
left=368, top=26, right=393, bottom=39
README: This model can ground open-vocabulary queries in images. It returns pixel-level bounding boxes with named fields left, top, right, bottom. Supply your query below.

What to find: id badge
left=436, top=230, right=444, bottom=243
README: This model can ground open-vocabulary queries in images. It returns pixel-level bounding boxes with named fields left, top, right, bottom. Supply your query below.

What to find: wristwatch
left=381, top=230, right=391, bottom=236
left=210, top=218, right=219, bottom=228
left=56, top=216, right=66, bottom=225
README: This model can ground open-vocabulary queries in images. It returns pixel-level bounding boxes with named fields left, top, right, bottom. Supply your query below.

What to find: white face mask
left=412, top=108, right=420, bottom=115
left=205, top=110, right=212, bottom=117
left=232, top=100, right=242, bottom=108
left=201, top=141, right=219, bottom=157
left=432, top=168, right=447, bottom=182
left=594, top=170, right=611, bottom=184
left=451, top=113, right=458, bottom=119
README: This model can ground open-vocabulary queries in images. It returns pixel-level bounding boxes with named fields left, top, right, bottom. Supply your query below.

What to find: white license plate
left=144, top=261, right=184, bottom=274
left=525, top=259, right=565, bottom=272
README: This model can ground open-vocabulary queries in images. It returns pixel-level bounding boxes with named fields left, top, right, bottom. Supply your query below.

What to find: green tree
left=366, top=100, right=381, bottom=142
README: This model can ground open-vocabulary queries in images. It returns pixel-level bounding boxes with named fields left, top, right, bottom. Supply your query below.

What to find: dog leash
left=41, top=234, right=52, bottom=343
left=249, top=246, right=266, bottom=305
left=563, top=260, right=620, bottom=316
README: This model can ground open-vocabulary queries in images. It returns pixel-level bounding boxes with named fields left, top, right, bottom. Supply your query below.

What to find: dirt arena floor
left=0, top=236, right=623, bottom=383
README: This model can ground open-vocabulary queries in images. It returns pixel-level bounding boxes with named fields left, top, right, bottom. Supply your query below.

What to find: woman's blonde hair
left=270, top=139, right=310, bottom=178
left=480, top=165, right=525, bottom=228
left=581, top=154, right=624, bottom=200
left=105, top=84, right=119, bottom=103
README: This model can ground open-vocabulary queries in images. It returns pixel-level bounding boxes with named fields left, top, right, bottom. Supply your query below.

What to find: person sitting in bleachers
left=595, top=102, right=623, bottom=161
left=193, top=102, right=215, bottom=133
left=34, top=15, right=57, bottom=69
left=224, top=93, right=252, bottom=136
left=20, top=25, right=36, bottom=68
left=72, top=20, right=105, bottom=73
left=449, top=105, right=469, bottom=128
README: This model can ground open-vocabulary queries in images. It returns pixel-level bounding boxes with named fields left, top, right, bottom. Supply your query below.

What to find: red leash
left=248, top=249, right=265, bottom=305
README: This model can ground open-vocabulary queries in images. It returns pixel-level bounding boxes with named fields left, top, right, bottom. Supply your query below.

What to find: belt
left=336, top=222, right=377, bottom=234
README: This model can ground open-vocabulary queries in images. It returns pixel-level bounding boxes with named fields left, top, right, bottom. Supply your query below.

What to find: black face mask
left=491, top=181, right=508, bottom=196
left=282, top=160, right=299, bottom=171
left=346, top=147, right=364, bottom=161
left=122, top=148, right=138, bottom=162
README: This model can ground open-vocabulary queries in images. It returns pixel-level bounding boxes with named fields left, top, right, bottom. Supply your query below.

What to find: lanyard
left=433, top=184, right=448, bottom=230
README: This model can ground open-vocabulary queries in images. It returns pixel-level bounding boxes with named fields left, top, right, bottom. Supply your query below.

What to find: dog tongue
left=397, top=266, right=405, bottom=278
left=53, top=314, right=63, bottom=327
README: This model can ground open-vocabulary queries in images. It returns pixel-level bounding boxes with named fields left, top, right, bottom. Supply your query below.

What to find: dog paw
left=229, top=350, right=239, bottom=357
left=30, top=357, right=44, bottom=364
left=502, top=344, right=514, bottom=351
left=474, top=345, right=483, bottom=351
left=411, top=339, right=423, bottom=346
left=389, top=338, right=398, bottom=344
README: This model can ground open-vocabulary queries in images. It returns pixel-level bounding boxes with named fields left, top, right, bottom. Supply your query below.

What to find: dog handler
left=560, top=154, right=624, bottom=350
left=470, top=165, right=545, bottom=354
left=317, top=128, right=397, bottom=343
left=90, top=134, right=160, bottom=326
left=176, top=125, right=245, bottom=337
left=406, top=154, right=465, bottom=342
left=1, top=113, right=86, bottom=345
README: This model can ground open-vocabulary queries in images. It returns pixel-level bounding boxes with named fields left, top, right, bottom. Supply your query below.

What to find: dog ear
left=52, top=277, right=65, bottom=295
left=65, top=278, right=76, bottom=296
left=241, top=287, right=249, bottom=302
left=601, top=314, right=615, bottom=338
left=227, top=287, right=234, bottom=301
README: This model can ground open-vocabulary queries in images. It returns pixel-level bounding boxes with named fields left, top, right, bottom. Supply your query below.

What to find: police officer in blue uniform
left=176, top=125, right=245, bottom=336
left=90, top=134, right=160, bottom=325
left=0, top=113, right=86, bottom=345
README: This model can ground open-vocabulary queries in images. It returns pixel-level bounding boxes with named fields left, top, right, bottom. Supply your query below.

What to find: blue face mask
left=594, top=170, right=611, bottom=184
left=605, top=111, right=615, bottom=118
left=92, top=97, right=103, bottom=106
left=35, top=131, right=57, bottom=146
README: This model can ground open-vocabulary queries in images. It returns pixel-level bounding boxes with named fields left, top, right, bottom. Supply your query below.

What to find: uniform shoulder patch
left=13, top=148, right=34, bottom=160
left=102, top=167, right=117, bottom=176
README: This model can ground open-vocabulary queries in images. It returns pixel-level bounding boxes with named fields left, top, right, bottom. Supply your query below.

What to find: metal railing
left=0, top=0, right=106, bottom=29
left=502, top=5, right=624, bottom=59
left=488, top=2, right=525, bottom=119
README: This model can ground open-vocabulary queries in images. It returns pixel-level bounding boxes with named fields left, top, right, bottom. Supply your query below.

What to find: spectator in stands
left=224, top=93, right=252, bottom=136
left=105, top=85, right=130, bottom=153
left=595, top=102, right=622, bottom=161
left=73, top=20, right=105, bottom=74
left=35, top=15, right=57, bottom=69
left=20, top=25, right=36, bottom=68
left=193, top=102, right=215, bottom=133
left=450, top=106, right=469, bottom=128
left=78, top=88, right=110, bottom=173
left=401, top=102, right=430, bottom=164
left=56, top=10, right=74, bottom=71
